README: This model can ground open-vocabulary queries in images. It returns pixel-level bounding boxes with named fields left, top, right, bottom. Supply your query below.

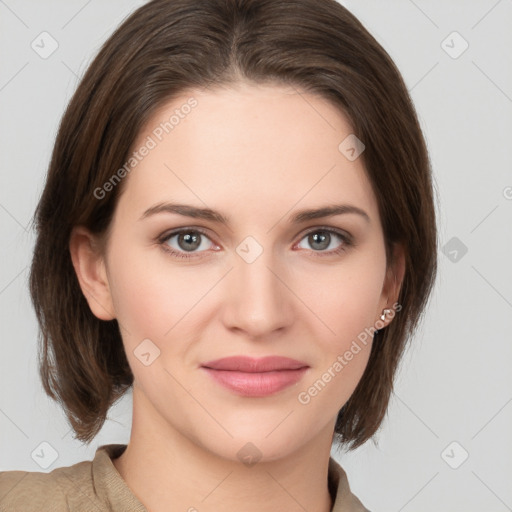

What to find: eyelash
left=157, top=226, right=354, bottom=261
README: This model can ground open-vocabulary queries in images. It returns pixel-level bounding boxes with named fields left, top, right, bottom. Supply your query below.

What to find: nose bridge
left=223, top=238, right=291, bottom=336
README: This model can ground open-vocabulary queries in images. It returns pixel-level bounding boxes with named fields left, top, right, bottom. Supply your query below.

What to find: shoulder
left=329, top=456, right=371, bottom=512
left=0, top=444, right=129, bottom=512
left=0, top=458, right=96, bottom=511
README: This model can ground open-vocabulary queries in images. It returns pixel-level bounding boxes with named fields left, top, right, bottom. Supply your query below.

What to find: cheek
left=292, top=255, right=384, bottom=406
left=106, top=242, right=185, bottom=342
left=106, top=239, right=223, bottom=361
left=296, top=270, right=379, bottom=412
left=296, top=256, right=386, bottom=346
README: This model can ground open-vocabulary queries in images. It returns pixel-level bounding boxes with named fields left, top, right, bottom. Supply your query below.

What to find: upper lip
left=201, top=356, right=308, bottom=372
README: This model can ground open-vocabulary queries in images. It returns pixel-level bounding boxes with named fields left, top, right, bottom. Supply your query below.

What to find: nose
left=221, top=247, right=293, bottom=339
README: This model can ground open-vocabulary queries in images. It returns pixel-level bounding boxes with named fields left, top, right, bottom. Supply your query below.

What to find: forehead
left=116, top=82, right=379, bottom=227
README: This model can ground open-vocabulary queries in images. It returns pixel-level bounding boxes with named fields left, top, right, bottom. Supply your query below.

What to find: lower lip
left=201, top=367, right=309, bottom=397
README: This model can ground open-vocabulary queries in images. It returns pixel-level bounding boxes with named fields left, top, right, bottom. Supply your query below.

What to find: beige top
left=0, top=444, right=370, bottom=511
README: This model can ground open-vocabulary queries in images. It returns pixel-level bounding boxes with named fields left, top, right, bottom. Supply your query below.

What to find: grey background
left=1, top=1, right=511, bottom=511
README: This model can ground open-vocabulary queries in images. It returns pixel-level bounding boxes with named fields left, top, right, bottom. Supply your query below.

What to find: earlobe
left=69, top=226, right=116, bottom=321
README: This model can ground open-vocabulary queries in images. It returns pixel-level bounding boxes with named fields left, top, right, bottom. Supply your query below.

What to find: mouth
left=200, top=356, right=309, bottom=397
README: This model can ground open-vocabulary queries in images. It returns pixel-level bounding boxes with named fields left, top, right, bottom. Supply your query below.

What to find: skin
left=70, top=81, right=405, bottom=512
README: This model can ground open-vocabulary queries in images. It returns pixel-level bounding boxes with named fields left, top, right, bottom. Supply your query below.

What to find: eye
left=295, top=227, right=353, bottom=257
left=158, top=226, right=353, bottom=261
left=158, top=228, right=217, bottom=260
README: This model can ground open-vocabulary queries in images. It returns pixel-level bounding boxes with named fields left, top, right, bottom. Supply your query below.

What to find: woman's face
left=86, top=82, right=400, bottom=461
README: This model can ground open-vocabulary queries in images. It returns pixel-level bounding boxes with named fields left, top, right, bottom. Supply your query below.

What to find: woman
left=0, top=0, right=437, bottom=510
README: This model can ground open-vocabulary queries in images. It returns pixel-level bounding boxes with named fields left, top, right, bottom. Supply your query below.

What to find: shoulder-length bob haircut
left=29, top=0, right=438, bottom=449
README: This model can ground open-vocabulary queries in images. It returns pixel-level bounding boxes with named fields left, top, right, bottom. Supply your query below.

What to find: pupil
left=179, top=232, right=200, bottom=251
left=310, top=231, right=329, bottom=250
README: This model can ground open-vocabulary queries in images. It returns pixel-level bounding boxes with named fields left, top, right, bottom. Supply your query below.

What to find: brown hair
left=29, top=0, right=438, bottom=449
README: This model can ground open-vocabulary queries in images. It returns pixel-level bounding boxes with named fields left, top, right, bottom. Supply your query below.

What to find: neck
left=113, top=385, right=335, bottom=512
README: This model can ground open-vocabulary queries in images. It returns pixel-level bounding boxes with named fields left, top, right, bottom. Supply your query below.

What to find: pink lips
left=201, top=356, right=309, bottom=397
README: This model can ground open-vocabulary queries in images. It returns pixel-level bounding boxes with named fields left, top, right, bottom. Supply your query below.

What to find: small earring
left=380, top=308, right=392, bottom=321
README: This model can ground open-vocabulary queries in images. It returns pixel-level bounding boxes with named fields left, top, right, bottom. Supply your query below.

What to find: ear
left=69, top=226, right=116, bottom=321
left=376, top=242, right=406, bottom=328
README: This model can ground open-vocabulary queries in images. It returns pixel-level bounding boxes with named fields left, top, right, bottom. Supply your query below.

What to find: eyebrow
left=139, top=202, right=371, bottom=225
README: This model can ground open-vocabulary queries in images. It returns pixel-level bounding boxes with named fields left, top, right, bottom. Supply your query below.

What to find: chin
left=197, top=423, right=314, bottom=465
